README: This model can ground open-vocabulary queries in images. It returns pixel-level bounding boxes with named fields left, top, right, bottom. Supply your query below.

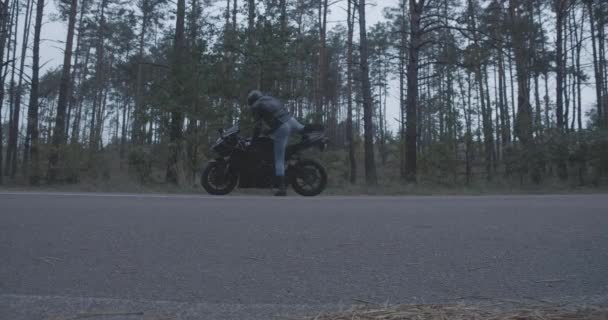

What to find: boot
left=274, top=175, right=287, bottom=196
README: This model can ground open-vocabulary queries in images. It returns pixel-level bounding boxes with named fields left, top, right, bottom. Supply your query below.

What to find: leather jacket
left=251, top=96, right=292, bottom=137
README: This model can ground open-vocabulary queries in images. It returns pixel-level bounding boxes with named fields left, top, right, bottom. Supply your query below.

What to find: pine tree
left=48, top=0, right=78, bottom=182
left=23, top=0, right=44, bottom=184
left=358, top=0, right=377, bottom=185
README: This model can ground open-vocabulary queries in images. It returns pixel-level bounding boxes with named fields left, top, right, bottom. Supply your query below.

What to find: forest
left=0, top=0, right=607, bottom=191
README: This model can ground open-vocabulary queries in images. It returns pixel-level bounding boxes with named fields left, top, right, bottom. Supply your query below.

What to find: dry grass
left=302, top=304, right=608, bottom=320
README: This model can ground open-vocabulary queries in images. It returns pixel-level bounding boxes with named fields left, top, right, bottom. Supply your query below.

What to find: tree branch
left=1, top=59, right=15, bottom=68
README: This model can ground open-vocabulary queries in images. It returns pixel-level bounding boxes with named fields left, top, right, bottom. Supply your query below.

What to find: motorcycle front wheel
left=201, top=161, right=238, bottom=195
left=289, top=159, right=327, bottom=197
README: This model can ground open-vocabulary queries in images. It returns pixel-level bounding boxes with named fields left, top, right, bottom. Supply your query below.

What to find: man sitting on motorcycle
left=247, top=90, right=311, bottom=196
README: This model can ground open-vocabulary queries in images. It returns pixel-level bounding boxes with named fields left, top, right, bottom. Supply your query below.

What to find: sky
left=22, top=0, right=599, bottom=136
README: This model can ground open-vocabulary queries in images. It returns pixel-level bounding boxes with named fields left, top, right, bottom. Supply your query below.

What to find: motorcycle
left=201, top=125, right=329, bottom=196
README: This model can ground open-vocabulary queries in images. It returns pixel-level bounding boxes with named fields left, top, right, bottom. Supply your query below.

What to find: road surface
left=1, top=192, right=608, bottom=319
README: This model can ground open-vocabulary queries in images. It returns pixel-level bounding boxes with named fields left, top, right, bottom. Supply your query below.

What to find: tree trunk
left=66, top=0, right=89, bottom=141
left=96, top=83, right=108, bottom=149
left=23, top=0, right=44, bottom=184
left=4, top=1, right=18, bottom=177
left=498, top=43, right=511, bottom=143
left=120, top=96, right=128, bottom=161
left=508, top=51, right=516, bottom=138
left=166, top=0, right=186, bottom=184
left=564, top=12, right=570, bottom=131
left=221, top=0, right=230, bottom=115
left=278, top=0, right=288, bottom=96
left=575, top=7, right=584, bottom=131
left=494, top=66, right=502, bottom=161
left=70, top=46, right=90, bottom=144
left=477, top=67, right=494, bottom=180
left=510, top=0, right=533, bottom=142
left=378, top=73, right=386, bottom=165
left=89, top=0, right=108, bottom=153
left=232, top=0, right=237, bottom=44
left=0, top=0, right=16, bottom=184
left=598, top=2, right=608, bottom=119
left=555, top=0, right=566, bottom=130
left=346, top=0, right=356, bottom=184
left=136, top=0, right=168, bottom=143
left=537, top=2, right=549, bottom=132
left=468, top=0, right=494, bottom=180
left=587, top=0, right=603, bottom=127
left=246, top=0, right=257, bottom=90
left=460, top=71, right=473, bottom=185
left=185, top=0, right=201, bottom=184
left=315, top=0, right=328, bottom=120
left=510, top=0, right=538, bottom=182
left=532, top=1, right=543, bottom=135
left=6, top=0, right=33, bottom=178
left=132, top=0, right=149, bottom=145
left=48, top=0, right=78, bottom=182
left=139, top=1, right=148, bottom=57
left=534, top=73, right=542, bottom=135
left=4, top=0, right=18, bottom=177
left=399, top=0, right=406, bottom=180
left=358, top=0, right=377, bottom=185
left=554, top=0, right=568, bottom=180
left=404, top=0, right=426, bottom=183
left=484, top=64, right=496, bottom=171
left=568, top=10, right=578, bottom=131
left=381, top=62, right=388, bottom=165
left=570, top=10, right=586, bottom=131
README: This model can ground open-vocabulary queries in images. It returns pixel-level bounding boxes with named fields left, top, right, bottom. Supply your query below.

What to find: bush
left=128, top=146, right=153, bottom=184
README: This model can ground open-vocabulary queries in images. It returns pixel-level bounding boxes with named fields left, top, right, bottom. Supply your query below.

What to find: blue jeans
left=272, top=117, right=304, bottom=176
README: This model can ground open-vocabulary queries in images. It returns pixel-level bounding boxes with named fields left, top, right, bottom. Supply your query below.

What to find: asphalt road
left=1, top=192, right=608, bottom=320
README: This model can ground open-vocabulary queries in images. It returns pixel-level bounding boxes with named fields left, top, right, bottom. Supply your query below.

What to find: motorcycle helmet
left=247, top=90, right=263, bottom=106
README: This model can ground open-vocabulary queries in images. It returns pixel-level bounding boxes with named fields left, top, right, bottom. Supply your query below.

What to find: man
left=247, top=90, right=308, bottom=196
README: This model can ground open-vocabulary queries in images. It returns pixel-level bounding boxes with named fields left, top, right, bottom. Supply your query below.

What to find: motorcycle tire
left=290, top=159, right=327, bottom=197
left=201, top=162, right=238, bottom=195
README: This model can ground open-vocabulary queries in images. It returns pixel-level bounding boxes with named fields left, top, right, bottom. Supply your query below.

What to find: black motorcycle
left=201, top=125, right=329, bottom=196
